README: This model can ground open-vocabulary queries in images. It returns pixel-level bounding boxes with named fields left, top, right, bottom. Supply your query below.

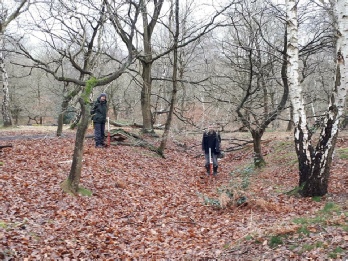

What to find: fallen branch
left=0, top=145, right=13, bottom=151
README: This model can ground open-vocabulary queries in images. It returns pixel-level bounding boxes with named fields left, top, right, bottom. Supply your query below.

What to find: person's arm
left=215, top=132, right=220, bottom=153
left=90, top=102, right=97, bottom=115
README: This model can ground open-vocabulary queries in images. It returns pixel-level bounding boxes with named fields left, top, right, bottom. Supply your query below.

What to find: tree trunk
left=0, top=35, right=12, bottom=127
left=301, top=0, right=347, bottom=196
left=286, top=104, right=294, bottom=131
left=57, top=98, right=70, bottom=137
left=70, top=110, right=81, bottom=129
left=112, top=103, right=118, bottom=120
left=287, top=0, right=348, bottom=197
left=57, top=86, right=81, bottom=137
left=159, top=0, right=179, bottom=153
left=65, top=98, right=90, bottom=193
left=302, top=118, right=337, bottom=196
left=141, top=62, right=154, bottom=133
left=0, top=2, right=27, bottom=127
left=139, top=0, right=164, bottom=134
left=287, top=0, right=312, bottom=184
left=251, top=130, right=266, bottom=168
left=64, top=81, right=94, bottom=194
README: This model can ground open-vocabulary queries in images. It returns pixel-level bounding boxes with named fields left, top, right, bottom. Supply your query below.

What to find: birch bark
left=301, top=0, right=348, bottom=196
left=0, top=0, right=29, bottom=126
left=0, top=33, right=12, bottom=127
left=287, top=0, right=348, bottom=196
left=287, top=0, right=314, bottom=186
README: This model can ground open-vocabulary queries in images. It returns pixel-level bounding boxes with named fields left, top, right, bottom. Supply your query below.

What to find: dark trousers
left=205, top=153, right=218, bottom=167
left=94, top=123, right=105, bottom=146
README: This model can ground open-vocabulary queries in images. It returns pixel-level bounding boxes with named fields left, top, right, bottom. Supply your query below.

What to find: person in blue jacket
left=91, top=93, right=107, bottom=148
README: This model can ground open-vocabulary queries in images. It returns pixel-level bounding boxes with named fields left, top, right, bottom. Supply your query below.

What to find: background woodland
left=1, top=0, right=348, bottom=258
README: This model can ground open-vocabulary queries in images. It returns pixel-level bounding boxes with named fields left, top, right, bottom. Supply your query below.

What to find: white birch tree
left=287, top=0, right=348, bottom=196
left=1, top=0, right=30, bottom=127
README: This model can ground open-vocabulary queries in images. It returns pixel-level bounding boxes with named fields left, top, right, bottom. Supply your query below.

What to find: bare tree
left=212, top=1, right=289, bottom=167
left=11, top=0, right=139, bottom=194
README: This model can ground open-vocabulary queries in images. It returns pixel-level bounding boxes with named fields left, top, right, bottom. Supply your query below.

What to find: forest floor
left=1, top=125, right=348, bottom=260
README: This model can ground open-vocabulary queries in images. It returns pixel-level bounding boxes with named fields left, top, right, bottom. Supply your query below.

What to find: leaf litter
left=1, top=128, right=348, bottom=259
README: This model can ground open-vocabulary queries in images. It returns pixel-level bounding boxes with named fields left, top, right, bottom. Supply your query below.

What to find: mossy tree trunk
left=64, top=79, right=95, bottom=194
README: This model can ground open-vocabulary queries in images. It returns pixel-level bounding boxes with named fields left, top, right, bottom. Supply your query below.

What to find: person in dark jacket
left=91, top=93, right=108, bottom=148
left=202, top=125, right=221, bottom=175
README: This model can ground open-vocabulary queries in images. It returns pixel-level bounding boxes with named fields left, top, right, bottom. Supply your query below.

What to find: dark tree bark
left=251, top=129, right=265, bottom=168
left=139, top=0, right=164, bottom=134
left=56, top=98, right=69, bottom=137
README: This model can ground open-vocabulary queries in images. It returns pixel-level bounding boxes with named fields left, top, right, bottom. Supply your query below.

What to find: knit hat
left=99, top=93, right=107, bottom=98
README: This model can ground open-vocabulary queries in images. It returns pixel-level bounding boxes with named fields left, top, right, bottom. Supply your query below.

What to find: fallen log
left=0, top=145, right=13, bottom=151
left=109, top=129, right=165, bottom=158
left=109, top=120, right=144, bottom=128
left=109, top=120, right=164, bottom=130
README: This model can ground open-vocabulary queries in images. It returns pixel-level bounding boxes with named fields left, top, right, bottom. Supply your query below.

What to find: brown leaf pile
left=1, top=128, right=348, bottom=260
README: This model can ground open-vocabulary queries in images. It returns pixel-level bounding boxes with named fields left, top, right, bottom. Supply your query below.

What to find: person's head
left=208, top=124, right=215, bottom=133
left=99, top=93, right=107, bottom=102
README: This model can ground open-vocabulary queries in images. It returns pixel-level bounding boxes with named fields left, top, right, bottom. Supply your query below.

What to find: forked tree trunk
left=287, top=0, right=348, bottom=197
left=301, top=0, right=347, bottom=196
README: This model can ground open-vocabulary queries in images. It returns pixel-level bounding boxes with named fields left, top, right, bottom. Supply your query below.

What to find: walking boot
left=205, top=164, right=210, bottom=175
left=213, top=166, right=218, bottom=176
